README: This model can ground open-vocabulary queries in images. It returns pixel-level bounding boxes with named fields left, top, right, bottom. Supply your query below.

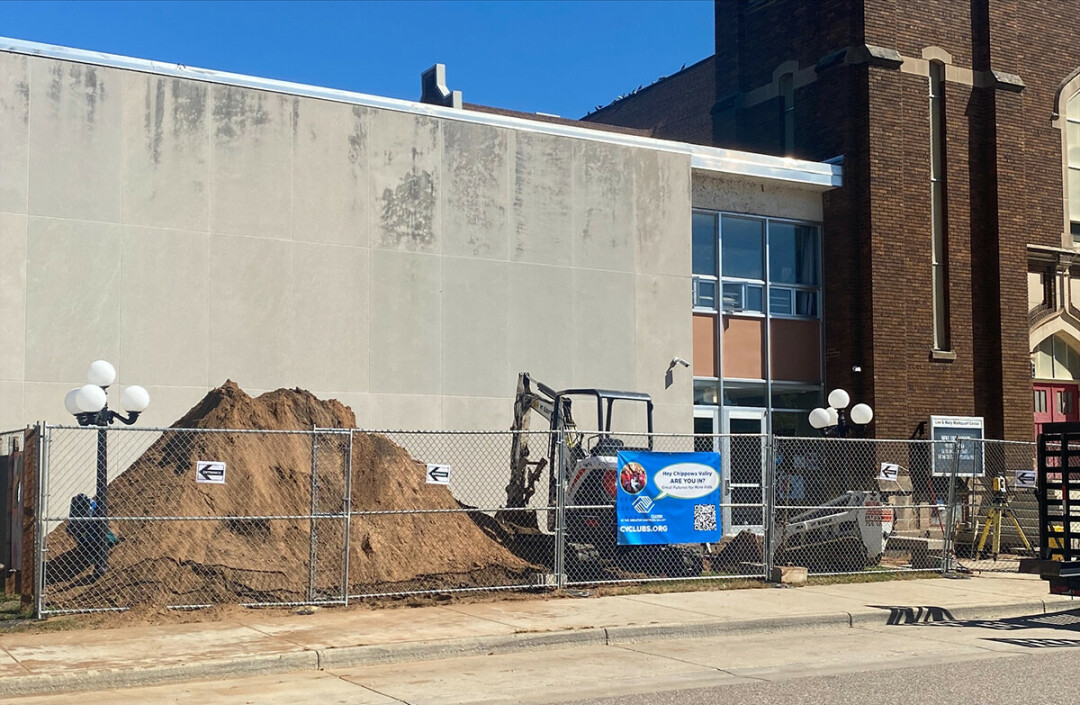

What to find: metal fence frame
left=29, top=424, right=1037, bottom=615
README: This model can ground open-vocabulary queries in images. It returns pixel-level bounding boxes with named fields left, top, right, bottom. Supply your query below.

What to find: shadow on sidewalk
left=871, top=604, right=1080, bottom=647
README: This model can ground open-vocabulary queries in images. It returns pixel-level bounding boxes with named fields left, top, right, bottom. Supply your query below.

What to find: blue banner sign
left=616, top=451, right=721, bottom=545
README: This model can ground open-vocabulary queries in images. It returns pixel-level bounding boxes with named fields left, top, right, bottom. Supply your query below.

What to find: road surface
left=11, top=607, right=1080, bottom=704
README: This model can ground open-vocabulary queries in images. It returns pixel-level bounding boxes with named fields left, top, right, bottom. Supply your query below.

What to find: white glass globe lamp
left=120, top=385, right=151, bottom=413
left=75, top=384, right=107, bottom=414
left=86, top=360, right=117, bottom=387
left=827, top=388, right=850, bottom=410
left=850, top=403, right=874, bottom=425
left=808, top=407, right=831, bottom=429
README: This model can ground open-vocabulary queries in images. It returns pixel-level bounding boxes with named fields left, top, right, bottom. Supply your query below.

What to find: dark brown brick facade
left=588, top=0, right=1080, bottom=440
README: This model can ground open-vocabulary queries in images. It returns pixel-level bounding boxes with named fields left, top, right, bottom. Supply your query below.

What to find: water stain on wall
left=46, top=62, right=106, bottom=125
left=512, top=132, right=572, bottom=263
left=171, top=80, right=206, bottom=135
left=444, top=123, right=506, bottom=256
left=348, top=106, right=367, bottom=167
left=213, top=86, right=272, bottom=140
left=145, top=78, right=166, bottom=164
left=380, top=169, right=436, bottom=249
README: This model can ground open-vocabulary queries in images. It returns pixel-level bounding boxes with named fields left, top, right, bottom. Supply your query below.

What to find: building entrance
left=1033, top=382, right=1080, bottom=437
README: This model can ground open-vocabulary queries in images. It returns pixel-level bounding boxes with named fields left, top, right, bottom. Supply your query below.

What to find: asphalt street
left=10, top=606, right=1080, bottom=704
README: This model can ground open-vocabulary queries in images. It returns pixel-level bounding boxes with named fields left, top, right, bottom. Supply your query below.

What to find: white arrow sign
left=426, top=463, right=451, bottom=485
left=196, top=461, right=226, bottom=484
left=878, top=462, right=900, bottom=482
left=1014, top=470, right=1036, bottom=488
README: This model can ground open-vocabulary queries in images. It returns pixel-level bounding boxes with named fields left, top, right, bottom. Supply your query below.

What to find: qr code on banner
left=694, top=503, right=717, bottom=532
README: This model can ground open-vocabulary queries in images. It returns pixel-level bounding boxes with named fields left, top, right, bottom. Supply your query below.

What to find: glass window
left=694, top=279, right=717, bottom=309
left=929, top=61, right=950, bottom=350
left=769, top=287, right=793, bottom=315
left=1068, top=91, right=1078, bottom=241
left=1035, top=337, right=1054, bottom=378
left=1035, top=336, right=1080, bottom=380
left=795, top=290, right=818, bottom=317
left=723, top=283, right=764, bottom=313
left=747, top=285, right=764, bottom=312
left=721, top=216, right=764, bottom=279
left=772, top=411, right=816, bottom=437
left=693, top=212, right=717, bottom=276
left=722, top=382, right=767, bottom=407
left=769, top=223, right=819, bottom=285
left=771, top=387, right=822, bottom=410
left=694, top=379, right=721, bottom=406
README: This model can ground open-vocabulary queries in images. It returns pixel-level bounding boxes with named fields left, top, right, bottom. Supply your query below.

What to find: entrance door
left=693, top=407, right=721, bottom=453
left=1034, top=382, right=1080, bottom=437
left=722, top=408, right=766, bottom=534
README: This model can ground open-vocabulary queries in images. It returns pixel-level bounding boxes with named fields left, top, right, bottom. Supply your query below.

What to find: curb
left=1, top=600, right=1070, bottom=697
left=846, top=600, right=1061, bottom=627
left=0, top=651, right=319, bottom=698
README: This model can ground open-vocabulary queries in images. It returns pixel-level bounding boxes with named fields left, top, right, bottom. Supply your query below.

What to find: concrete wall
left=692, top=173, right=823, bottom=222
left=0, top=51, right=707, bottom=432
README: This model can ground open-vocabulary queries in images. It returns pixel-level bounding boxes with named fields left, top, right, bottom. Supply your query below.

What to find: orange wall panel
left=771, top=319, right=821, bottom=382
left=722, top=316, right=765, bottom=379
left=693, top=314, right=718, bottom=377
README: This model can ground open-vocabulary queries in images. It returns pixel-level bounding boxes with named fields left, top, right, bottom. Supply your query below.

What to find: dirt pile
left=45, top=381, right=534, bottom=609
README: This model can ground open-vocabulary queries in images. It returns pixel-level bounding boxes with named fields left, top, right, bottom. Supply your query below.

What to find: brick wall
left=589, top=0, right=1080, bottom=440
left=579, top=57, right=715, bottom=144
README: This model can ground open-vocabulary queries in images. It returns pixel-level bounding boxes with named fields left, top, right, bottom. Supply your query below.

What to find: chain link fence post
left=34, top=423, right=47, bottom=619
left=554, top=428, right=567, bottom=589
left=341, top=430, right=353, bottom=606
left=763, top=432, right=776, bottom=581
left=942, top=439, right=960, bottom=575
left=307, top=428, right=318, bottom=603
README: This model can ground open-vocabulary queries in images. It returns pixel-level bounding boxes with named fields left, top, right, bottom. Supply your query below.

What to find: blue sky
left=1, top=1, right=714, bottom=119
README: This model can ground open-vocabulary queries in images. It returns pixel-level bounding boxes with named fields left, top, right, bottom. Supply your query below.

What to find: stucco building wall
left=0, top=44, right=835, bottom=433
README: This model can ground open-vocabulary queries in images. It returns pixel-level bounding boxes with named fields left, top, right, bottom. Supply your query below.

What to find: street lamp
left=808, top=388, right=873, bottom=438
left=63, top=360, right=150, bottom=578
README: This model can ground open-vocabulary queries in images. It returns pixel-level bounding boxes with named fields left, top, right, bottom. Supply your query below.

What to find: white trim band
left=1, top=36, right=842, bottom=189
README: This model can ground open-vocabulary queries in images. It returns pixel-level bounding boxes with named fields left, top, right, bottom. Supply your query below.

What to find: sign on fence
left=195, top=461, right=226, bottom=484
left=616, top=451, right=721, bottom=545
left=1014, top=470, right=1036, bottom=488
left=426, top=463, right=451, bottom=485
left=878, top=462, right=900, bottom=481
left=930, top=415, right=984, bottom=476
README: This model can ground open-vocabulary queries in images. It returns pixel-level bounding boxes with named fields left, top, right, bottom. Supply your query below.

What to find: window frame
left=1066, top=88, right=1080, bottom=244
left=691, top=209, right=825, bottom=431
left=929, top=60, right=951, bottom=352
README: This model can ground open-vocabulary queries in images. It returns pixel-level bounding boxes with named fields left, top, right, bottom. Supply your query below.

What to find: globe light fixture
left=827, top=388, right=850, bottom=409
left=808, top=407, right=831, bottom=429
left=850, top=403, right=874, bottom=426
left=808, top=388, right=873, bottom=438
left=62, top=360, right=150, bottom=579
left=86, top=359, right=117, bottom=387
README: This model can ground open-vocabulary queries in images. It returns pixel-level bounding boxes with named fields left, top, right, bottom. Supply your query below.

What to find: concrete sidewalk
left=0, top=573, right=1075, bottom=698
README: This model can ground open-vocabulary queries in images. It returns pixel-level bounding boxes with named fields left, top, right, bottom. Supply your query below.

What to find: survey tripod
left=974, top=476, right=1033, bottom=559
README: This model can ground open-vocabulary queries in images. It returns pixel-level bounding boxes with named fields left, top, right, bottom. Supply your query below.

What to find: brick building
left=585, top=0, right=1080, bottom=441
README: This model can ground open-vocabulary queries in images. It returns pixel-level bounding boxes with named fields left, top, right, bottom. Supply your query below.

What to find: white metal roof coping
left=0, top=36, right=842, bottom=190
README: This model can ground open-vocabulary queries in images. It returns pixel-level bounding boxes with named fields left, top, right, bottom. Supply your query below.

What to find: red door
left=1034, top=382, right=1080, bottom=437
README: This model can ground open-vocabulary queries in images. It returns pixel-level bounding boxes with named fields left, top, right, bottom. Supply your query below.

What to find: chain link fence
left=31, top=425, right=1038, bottom=614
left=946, top=439, right=1039, bottom=574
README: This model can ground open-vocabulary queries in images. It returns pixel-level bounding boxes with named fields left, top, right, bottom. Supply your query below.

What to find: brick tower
left=587, top=1, right=1080, bottom=440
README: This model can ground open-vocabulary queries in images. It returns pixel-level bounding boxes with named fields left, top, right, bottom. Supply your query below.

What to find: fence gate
left=310, top=429, right=351, bottom=604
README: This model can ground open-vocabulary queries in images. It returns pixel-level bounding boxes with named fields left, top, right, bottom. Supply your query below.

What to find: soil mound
left=45, top=382, right=534, bottom=609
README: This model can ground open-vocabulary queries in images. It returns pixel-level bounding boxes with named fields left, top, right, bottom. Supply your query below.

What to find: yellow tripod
left=974, top=476, right=1033, bottom=559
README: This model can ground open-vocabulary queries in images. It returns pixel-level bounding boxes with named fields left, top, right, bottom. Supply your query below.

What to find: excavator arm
left=506, top=373, right=570, bottom=510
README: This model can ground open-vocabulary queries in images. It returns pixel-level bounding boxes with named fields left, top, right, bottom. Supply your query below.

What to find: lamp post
left=63, top=360, right=150, bottom=578
left=808, top=388, right=873, bottom=438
